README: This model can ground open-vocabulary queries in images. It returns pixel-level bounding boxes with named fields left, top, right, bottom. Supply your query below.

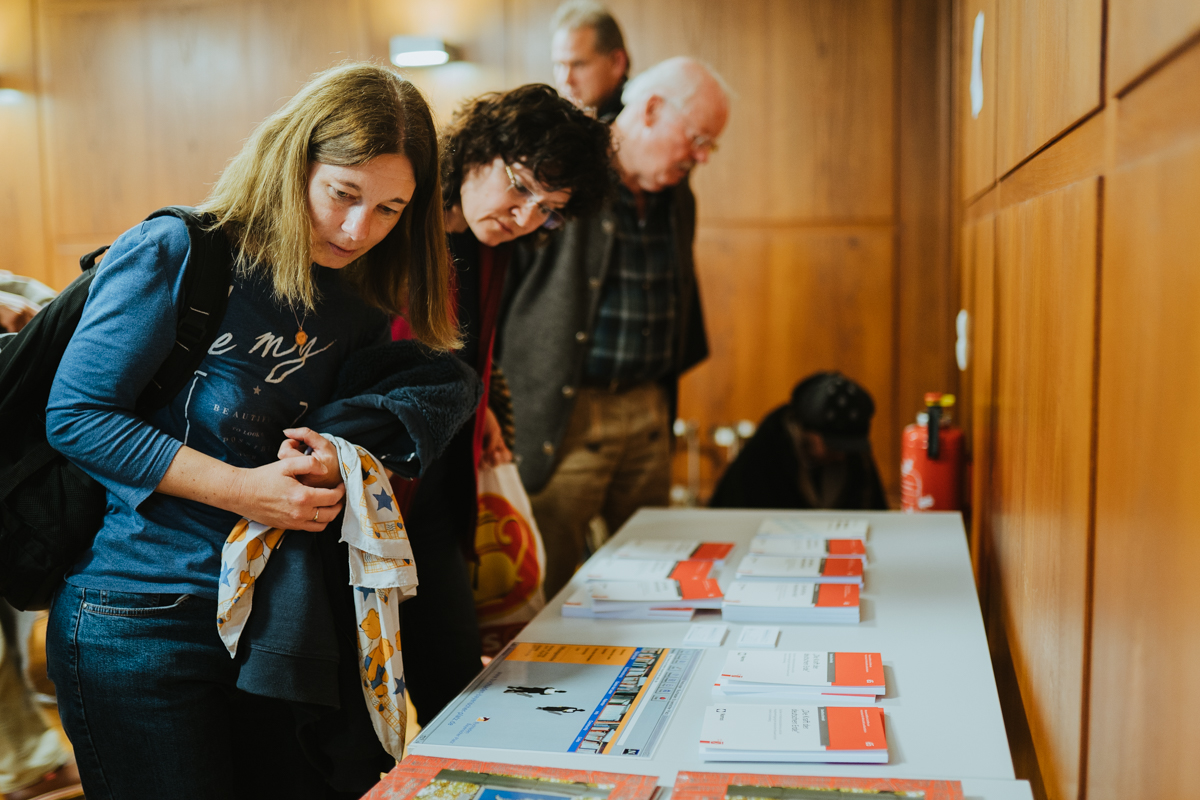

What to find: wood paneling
left=0, top=0, right=48, bottom=286
left=959, top=0, right=996, bottom=199
left=960, top=215, right=994, bottom=587
left=994, top=0, right=1102, bottom=176
left=36, top=0, right=375, bottom=287
left=1115, top=34, right=1200, bottom=170
left=677, top=225, right=896, bottom=481
left=1108, top=0, right=1200, bottom=95
left=992, top=178, right=1097, bottom=800
left=1087, top=139, right=1200, bottom=800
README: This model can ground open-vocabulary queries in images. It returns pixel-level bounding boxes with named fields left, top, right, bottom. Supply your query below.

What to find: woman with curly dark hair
left=391, top=83, right=612, bottom=724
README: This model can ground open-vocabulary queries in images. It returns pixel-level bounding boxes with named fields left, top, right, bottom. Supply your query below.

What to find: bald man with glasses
left=498, top=57, right=731, bottom=599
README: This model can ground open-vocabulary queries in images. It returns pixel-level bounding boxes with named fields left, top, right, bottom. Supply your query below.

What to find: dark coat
left=708, top=405, right=889, bottom=511
left=496, top=179, right=709, bottom=492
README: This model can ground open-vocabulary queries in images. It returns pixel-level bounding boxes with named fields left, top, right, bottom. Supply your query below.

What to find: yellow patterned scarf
left=216, top=435, right=417, bottom=758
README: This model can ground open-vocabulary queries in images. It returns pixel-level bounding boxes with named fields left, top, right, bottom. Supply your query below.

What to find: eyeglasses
left=504, top=164, right=565, bottom=230
left=665, top=100, right=720, bottom=156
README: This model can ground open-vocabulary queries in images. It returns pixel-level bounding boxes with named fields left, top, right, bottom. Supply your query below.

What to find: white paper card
left=683, top=623, right=729, bottom=647
left=736, top=626, right=781, bottom=648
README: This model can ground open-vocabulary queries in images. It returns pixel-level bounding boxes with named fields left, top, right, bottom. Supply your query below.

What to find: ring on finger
left=313, top=509, right=320, bottom=523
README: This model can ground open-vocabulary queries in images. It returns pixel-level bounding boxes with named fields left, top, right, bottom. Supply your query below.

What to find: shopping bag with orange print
left=472, top=462, right=546, bottom=656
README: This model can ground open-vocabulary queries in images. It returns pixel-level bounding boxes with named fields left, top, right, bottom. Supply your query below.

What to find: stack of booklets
left=364, top=755, right=660, bottom=800
left=563, top=560, right=724, bottom=619
left=699, top=704, right=888, bottom=763
left=671, top=769, right=964, bottom=800
left=721, top=581, right=860, bottom=624
left=748, top=535, right=867, bottom=561
left=614, top=539, right=735, bottom=564
left=757, top=518, right=870, bottom=539
left=712, top=650, right=885, bottom=703
left=734, top=555, right=863, bottom=585
left=581, top=557, right=718, bottom=582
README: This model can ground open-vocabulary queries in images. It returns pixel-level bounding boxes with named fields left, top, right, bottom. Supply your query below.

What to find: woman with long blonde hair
left=43, top=63, right=455, bottom=799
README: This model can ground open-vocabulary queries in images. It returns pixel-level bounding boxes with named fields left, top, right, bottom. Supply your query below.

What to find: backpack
left=0, top=206, right=233, bottom=610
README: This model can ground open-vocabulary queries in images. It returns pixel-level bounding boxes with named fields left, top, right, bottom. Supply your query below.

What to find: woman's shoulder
left=101, top=214, right=192, bottom=274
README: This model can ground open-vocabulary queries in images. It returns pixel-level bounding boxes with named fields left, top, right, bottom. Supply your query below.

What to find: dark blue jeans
left=47, top=585, right=338, bottom=800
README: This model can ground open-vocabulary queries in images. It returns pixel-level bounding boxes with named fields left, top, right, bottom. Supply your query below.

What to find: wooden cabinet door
left=994, top=0, right=1102, bottom=176
left=992, top=177, right=1097, bottom=800
left=1088, top=138, right=1200, bottom=800
left=1108, top=0, right=1200, bottom=95
left=960, top=0, right=997, bottom=199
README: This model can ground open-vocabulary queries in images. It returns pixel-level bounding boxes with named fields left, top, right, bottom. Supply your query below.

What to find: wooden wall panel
left=37, top=0, right=374, bottom=288
left=0, top=0, right=48, bottom=286
left=1087, top=138, right=1200, bottom=800
left=1108, top=0, right=1200, bottom=95
left=506, top=0, right=896, bottom=224
left=677, top=226, right=896, bottom=479
left=994, top=0, right=1102, bottom=176
left=992, top=178, right=1097, bottom=800
left=959, top=0, right=996, bottom=199
left=960, top=215, right=994, bottom=586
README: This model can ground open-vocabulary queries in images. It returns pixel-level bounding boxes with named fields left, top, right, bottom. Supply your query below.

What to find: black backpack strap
left=136, top=206, right=234, bottom=413
left=79, top=244, right=110, bottom=272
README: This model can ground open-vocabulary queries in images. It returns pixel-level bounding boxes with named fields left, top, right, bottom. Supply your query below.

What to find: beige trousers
left=531, top=383, right=672, bottom=599
left=0, top=604, right=68, bottom=794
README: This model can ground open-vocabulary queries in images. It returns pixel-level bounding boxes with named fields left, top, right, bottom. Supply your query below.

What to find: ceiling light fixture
left=390, top=36, right=454, bottom=68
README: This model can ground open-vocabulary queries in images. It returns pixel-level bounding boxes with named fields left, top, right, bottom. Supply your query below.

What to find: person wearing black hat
left=708, top=371, right=888, bottom=510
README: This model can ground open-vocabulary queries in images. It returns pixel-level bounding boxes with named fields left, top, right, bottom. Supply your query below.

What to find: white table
left=412, top=509, right=1032, bottom=800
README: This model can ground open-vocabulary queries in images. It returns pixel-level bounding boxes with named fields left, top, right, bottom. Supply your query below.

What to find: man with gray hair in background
left=498, top=55, right=731, bottom=598
left=551, top=0, right=630, bottom=120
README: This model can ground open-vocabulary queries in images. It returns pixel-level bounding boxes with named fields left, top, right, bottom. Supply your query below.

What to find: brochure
left=409, top=642, right=702, bottom=758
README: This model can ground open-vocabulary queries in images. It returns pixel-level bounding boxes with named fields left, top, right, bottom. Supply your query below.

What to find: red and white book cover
left=735, top=555, right=863, bottom=584
left=699, top=705, right=887, bottom=762
left=672, top=770, right=964, bottom=800
left=757, top=518, right=870, bottom=539
left=749, top=536, right=867, bottom=561
left=718, top=650, right=884, bottom=696
left=723, top=582, right=859, bottom=609
left=615, top=539, right=736, bottom=562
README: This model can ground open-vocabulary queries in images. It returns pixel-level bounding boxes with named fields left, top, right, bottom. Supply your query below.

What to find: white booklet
left=699, top=704, right=888, bottom=763
left=757, top=518, right=870, bottom=539
left=717, top=650, right=885, bottom=696
left=580, top=558, right=681, bottom=581
left=613, top=539, right=735, bottom=563
left=723, top=581, right=822, bottom=609
left=749, top=535, right=867, bottom=561
left=734, top=555, right=863, bottom=585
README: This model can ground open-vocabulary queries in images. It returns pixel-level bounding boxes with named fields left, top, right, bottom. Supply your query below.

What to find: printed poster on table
left=409, top=642, right=701, bottom=758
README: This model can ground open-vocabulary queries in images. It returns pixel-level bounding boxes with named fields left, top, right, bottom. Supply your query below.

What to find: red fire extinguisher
left=900, top=393, right=963, bottom=511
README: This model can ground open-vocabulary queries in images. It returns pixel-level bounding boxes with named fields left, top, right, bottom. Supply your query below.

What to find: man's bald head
left=612, top=57, right=731, bottom=193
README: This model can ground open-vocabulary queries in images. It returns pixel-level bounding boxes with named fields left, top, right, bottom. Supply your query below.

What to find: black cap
left=790, top=371, right=875, bottom=452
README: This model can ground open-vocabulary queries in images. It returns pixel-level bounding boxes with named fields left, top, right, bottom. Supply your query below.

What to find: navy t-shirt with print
left=46, top=216, right=390, bottom=598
